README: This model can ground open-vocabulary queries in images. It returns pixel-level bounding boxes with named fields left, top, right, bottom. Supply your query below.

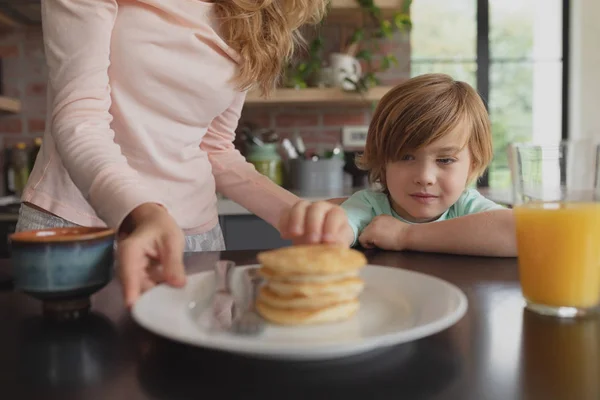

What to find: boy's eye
left=400, top=154, right=414, bottom=161
left=437, top=158, right=456, bottom=165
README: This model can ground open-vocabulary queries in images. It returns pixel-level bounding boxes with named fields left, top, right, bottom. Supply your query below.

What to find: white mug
left=329, top=52, right=362, bottom=91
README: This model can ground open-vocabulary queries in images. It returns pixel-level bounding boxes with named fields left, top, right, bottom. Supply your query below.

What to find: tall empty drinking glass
left=509, top=141, right=600, bottom=317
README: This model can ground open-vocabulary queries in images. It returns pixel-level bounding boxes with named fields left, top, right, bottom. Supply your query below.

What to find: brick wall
left=0, top=28, right=46, bottom=149
left=239, top=25, right=411, bottom=152
left=0, top=24, right=410, bottom=157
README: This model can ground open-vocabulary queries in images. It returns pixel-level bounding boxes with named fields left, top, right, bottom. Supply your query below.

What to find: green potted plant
left=283, top=0, right=412, bottom=92
left=344, top=0, right=412, bottom=92
left=284, top=36, right=325, bottom=89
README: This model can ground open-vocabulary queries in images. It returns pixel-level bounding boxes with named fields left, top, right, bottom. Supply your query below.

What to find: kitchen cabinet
left=0, top=96, right=21, bottom=114
left=0, top=206, right=19, bottom=258
left=0, top=0, right=406, bottom=29
left=0, top=203, right=288, bottom=254
left=219, top=215, right=291, bottom=251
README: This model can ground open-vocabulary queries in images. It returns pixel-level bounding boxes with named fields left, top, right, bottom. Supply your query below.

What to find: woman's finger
left=159, top=232, right=186, bottom=287
left=117, top=238, right=144, bottom=308
left=140, top=276, right=157, bottom=293
left=146, top=261, right=165, bottom=284
left=288, top=201, right=309, bottom=237
left=305, top=202, right=330, bottom=243
left=322, top=206, right=347, bottom=243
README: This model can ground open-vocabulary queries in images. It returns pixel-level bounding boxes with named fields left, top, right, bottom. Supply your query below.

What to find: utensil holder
left=288, top=158, right=345, bottom=196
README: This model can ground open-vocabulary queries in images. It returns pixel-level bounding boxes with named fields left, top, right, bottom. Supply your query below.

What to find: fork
left=231, top=268, right=265, bottom=336
left=194, top=260, right=236, bottom=332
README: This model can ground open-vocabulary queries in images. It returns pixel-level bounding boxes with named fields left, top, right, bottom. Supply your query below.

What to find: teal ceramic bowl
left=10, top=227, right=116, bottom=320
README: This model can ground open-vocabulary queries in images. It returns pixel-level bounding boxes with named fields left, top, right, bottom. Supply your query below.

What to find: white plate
left=132, top=264, right=468, bottom=361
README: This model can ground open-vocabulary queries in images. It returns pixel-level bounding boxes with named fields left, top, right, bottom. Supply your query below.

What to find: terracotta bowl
left=10, top=227, right=116, bottom=320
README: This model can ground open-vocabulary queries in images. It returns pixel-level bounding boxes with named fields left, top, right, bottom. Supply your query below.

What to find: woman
left=17, top=0, right=330, bottom=306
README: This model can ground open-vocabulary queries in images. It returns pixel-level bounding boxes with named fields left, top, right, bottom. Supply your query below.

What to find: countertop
left=0, top=250, right=596, bottom=399
left=0, top=188, right=513, bottom=220
left=218, top=187, right=513, bottom=216
left=217, top=187, right=362, bottom=216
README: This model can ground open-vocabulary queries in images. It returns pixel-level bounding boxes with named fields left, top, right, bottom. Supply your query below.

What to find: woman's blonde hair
left=357, top=73, right=493, bottom=189
left=215, top=0, right=328, bottom=96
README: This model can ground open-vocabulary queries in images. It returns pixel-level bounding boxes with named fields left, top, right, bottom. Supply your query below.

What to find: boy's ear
left=379, top=165, right=387, bottom=187
left=467, top=162, right=482, bottom=185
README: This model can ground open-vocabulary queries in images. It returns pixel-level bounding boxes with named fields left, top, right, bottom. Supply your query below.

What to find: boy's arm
left=339, top=191, right=377, bottom=247
left=404, top=209, right=517, bottom=257
left=339, top=221, right=356, bottom=247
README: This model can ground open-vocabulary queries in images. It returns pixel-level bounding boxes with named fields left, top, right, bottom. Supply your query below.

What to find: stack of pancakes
left=255, top=244, right=367, bottom=325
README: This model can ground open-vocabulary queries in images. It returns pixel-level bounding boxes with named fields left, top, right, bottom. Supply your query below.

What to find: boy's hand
left=358, top=215, right=410, bottom=250
left=279, top=200, right=353, bottom=246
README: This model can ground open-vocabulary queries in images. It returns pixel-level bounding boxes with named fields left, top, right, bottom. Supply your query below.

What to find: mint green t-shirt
left=340, top=189, right=505, bottom=245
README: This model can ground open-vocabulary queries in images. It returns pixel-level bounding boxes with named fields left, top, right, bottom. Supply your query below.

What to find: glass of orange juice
left=509, top=141, right=600, bottom=318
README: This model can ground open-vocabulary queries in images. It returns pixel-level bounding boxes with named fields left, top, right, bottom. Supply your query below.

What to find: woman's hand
left=117, top=203, right=186, bottom=307
left=279, top=200, right=354, bottom=246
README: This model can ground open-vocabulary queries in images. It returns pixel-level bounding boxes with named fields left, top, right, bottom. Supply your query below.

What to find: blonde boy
left=280, top=74, right=516, bottom=257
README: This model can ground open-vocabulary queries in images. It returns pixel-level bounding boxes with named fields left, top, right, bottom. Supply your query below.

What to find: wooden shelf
left=330, top=0, right=405, bottom=10
left=0, top=12, right=20, bottom=29
left=326, top=0, right=407, bottom=23
left=0, top=2, right=42, bottom=29
left=244, top=86, right=393, bottom=106
left=0, top=1, right=406, bottom=29
left=0, top=96, right=21, bottom=114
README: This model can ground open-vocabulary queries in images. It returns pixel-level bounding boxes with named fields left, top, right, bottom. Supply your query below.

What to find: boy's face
left=385, top=127, right=472, bottom=223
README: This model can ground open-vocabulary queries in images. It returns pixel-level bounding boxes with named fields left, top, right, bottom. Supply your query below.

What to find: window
left=411, top=0, right=567, bottom=189
left=411, top=1, right=477, bottom=87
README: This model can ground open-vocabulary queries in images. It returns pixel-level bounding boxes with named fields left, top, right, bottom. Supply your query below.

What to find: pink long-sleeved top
left=22, top=0, right=298, bottom=235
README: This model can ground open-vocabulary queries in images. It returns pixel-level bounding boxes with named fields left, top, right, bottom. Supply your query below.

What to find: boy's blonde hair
left=357, top=73, right=493, bottom=189
left=216, top=0, right=328, bottom=96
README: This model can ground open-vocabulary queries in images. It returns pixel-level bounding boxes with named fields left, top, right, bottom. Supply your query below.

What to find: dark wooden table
left=1, top=250, right=599, bottom=400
